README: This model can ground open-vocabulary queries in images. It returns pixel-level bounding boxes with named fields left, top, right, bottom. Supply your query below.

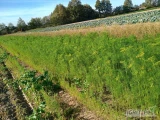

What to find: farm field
left=28, top=9, right=160, bottom=33
left=0, top=46, right=101, bottom=120
left=0, top=22, right=160, bottom=119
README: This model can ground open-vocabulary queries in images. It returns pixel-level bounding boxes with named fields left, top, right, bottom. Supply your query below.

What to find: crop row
left=32, top=10, right=160, bottom=32
left=0, top=33, right=160, bottom=118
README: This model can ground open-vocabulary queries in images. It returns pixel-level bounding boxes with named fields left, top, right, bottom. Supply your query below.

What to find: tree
left=113, top=6, right=124, bottom=15
left=152, top=0, right=160, bottom=6
left=7, top=23, right=15, bottom=34
left=158, top=0, right=160, bottom=6
left=139, top=2, right=147, bottom=9
left=41, top=16, right=51, bottom=27
left=95, top=0, right=101, bottom=17
left=123, top=0, right=133, bottom=13
left=8, top=23, right=14, bottom=30
left=28, top=18, right=42, bottom=29
left=68, top=0, right=81, bottom=6
left=133, top=5, right=139, bottom=11
left=67, top=0, right=84, bottom=22
left=0, top=23, right=6, bottom=31
left=124, top=0, right=133, bottom=7
left=145, top=0, right=153, bottom=7
left=82, top=4, right=98, bottom=20
left=17, top=18, right=26, bottom=31
left=101, top=0, right=106, bottom=13
left=95, top=0, right=112, bottom=17
left=145, top=0, right=160, bottom=7
left=51, top=4, right=69, bottom=25
left=152, top=0, right=157, bottom=6
left=0, top=23, right=6, bottom=35
left=102, top=0, right=112, bottom=16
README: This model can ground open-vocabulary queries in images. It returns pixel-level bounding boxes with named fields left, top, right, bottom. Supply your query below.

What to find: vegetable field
left=0, top=28, right=160, bottom=119
left=29, top=9, right=160, bottom=32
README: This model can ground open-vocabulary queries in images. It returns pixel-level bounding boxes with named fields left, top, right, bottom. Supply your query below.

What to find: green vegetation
left=28, top=9, right=160, bottom=32
left=145, top=0, right=160, bottom=7
left=95, top=0, right=112, bottom=17
left=0, top=49, right=31, bottom=120
left=2, top=52, right=65, bottom=120
left=1, top=0, right=160, bottom=35
left=0, top=31, right=160, bottom=118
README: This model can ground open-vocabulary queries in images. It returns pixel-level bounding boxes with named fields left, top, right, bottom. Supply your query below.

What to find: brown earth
left=0, top=62, right=32, bottom=120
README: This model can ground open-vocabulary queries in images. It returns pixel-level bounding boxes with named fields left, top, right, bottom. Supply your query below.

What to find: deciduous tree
left=41, top=16, right=51, bottom=27
left=102, top=0, right=112, bottom=16
left=124, top=0, right=133, bottom=7
left=95, top=0, right=101, bottom=17
left=28, top=18, right=42, bottom=29
left=8, top=23, right=14, bottom=30
left=51, top=4, right=69, bottom=25
left=67, top=0, right=83, bottom=22
left=145, top=0, right=152, bottom=7
left=82, top=4, right=98, bottom=20
left=123, top=0, right=133, bottom=13
left=0, top=23, right=6, bottom=31
left=113, top=6, right=124, bottom=15
left=158, top=0, right=160, bottom=6
left=17, top=18, right=26, bottom=31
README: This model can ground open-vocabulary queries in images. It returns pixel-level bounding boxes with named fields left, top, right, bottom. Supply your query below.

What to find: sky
left=0, top=0, right=145, bottom=26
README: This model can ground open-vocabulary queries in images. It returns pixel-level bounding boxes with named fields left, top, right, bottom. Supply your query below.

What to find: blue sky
left=0, top=0, right=145, bottom=26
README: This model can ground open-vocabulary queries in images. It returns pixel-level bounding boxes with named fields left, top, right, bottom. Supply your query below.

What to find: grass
left=0, top=22, right=160, bottom=119
left=13, top=22, right=160, bottom=38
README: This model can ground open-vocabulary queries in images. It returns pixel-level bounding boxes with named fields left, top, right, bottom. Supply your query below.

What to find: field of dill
left=0, top=24, right=160, bottom=118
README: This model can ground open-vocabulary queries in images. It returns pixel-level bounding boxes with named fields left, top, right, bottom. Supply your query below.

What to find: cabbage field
left=30, top=9, right=160, bottom=32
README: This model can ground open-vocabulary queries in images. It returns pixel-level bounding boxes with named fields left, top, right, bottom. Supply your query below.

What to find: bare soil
left=58, top=90, right=102, bottom=120
left=0, top=62, right=32, bottom=120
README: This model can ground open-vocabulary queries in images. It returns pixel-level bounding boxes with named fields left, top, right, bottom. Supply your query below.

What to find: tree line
left=0, top=0, right=160, bottom=35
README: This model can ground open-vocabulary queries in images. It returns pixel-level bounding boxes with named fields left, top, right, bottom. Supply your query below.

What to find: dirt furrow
left=0, top=62, right=32, bottom=120
left=59, top=90, right=102, bottom=120
left=0, top=80, right=17, bottom=120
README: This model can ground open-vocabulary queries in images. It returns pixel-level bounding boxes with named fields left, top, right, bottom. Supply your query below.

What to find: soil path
left=0, top=62, right=32, bottom=120
left=58, top=90, right=102, bottom=120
